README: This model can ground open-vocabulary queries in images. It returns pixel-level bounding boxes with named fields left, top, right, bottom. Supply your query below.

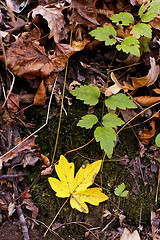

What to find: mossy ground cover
left=24, top=99, right=159, bottom=239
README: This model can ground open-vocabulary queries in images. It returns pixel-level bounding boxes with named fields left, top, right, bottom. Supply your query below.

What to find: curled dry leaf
left=41, top=154, right=50, bottom=167
left=31, top=5, right=67, bottom=42
left=41, top=165, right=53, bottom=176
left=131, top=57, right=160, bottom=88
left=120, top=227, right=141, bottom=240
left=134, top=96, right=160, bottom=106
left=33, top=80, right=46, bottom=106
left=105, top=72, right=133, bottom=96
left=139, top=120, right=155, bottom=145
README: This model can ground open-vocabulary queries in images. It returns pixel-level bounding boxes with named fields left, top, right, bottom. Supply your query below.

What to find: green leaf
left=110, top=12, right=134, bottom=26
left=77, top=114, right=98, bottom=129
left=94, top=126, right=116, bottom=158
left=116, top=36, right=140, bottom=57
left=89, top=25, right=117, bottom=46
left=114, top=183, right=128, bottom=197
left=139, top=0, right=160, bottom=22
left=105, top=93, right=137, bottom=110
left=139, top=36, right=150, bottom=54
left=132, top=23, right=152, bottom=38
left=71, top=85, right=100, bottom=106
left=102, top=113, right=124, bottom=128
left=155, top=134, right=160, bottom=147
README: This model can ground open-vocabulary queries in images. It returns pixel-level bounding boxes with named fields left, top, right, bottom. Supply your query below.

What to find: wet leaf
left=48, top=155, right=108, bottom=213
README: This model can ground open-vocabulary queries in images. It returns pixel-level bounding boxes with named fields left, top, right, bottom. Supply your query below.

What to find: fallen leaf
left=41, top=166, right=53, bottom=176
left=120, top=227, right=141, bottom=240
left=73, top=0, right=100, bottom=27
left=131, top=57, right=159, bottom=88
left=22, top=198, right=38, bottom=220
left=6, top=37, right=55, bottom=79
left=33, top=80, right=46, bottom=106
left=41, top=154, right=50, bottom=167
left=31, top=5, right=67, bottom=42
left=134, top=96, right=160, bottom=106
left=1, top=135, right=40, bottom=165
left=139, top=120, right=155, bottom=145
left=105, top=72, right=133, bottom=96
left=48, top=155, right=108, bottom=213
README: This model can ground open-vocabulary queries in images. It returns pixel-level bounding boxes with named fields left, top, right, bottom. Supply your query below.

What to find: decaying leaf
left=33, top=80, right=46, bottom=106
left=151, top=210, right=160, bottom=240
left=31, top=5, right=67, bottom=42
left=6, top=37, right=55, bottom=79
left=131, top=57, right=160, bottom=88
left=1, top=135, right=40, bottom=167
left=105, top=72, right=133, bottom=96
left=139, top=120, right=155, bottom=145
left=120, top=227, right=141, bottom=240
left=48, top=155, right=108, bottom=213
left=134, top=96, right=160, bottom=106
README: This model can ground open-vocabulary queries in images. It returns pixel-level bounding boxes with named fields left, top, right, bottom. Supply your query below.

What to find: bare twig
left=16, top=205, right=30, bottom=240
left=0, top=173, right=29, bottom=179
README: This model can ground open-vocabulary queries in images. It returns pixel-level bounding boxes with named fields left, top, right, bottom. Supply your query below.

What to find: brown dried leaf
left=134, top=96, right=160, bottom=106
left=153, top=89, right=160, bottom=95
left=31, top=5, right=67, bottom=42
left=41, top=165, right=53, bottom=176
left=7, top=92, right=19, bottom=114
left=1, top=135, right=39, bottom=164
left=139, top=120, right=155, bottom=145
left=105, top=72, right=133, bottom=96
left=22, top=198, right=38, bottom=220
left=150, top=16, right=160, bottom=31
left=131, top=57, right=159, bottom=88
left=6, top=38, right=55, bottom=79
left=73, top=0, right=100, bottom=27
left=151, top=211, right=160, bottom=240
left=33, top=80, right=46, bottom=106
left=41, top=154, right=50, bottom=167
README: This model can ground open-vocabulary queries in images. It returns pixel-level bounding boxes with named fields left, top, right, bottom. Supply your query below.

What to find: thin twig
left=44, top=197, right=69, bottom=237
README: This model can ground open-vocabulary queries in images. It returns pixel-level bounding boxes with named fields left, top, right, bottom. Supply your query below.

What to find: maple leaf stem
left=43, top=197, right=69, bottom=237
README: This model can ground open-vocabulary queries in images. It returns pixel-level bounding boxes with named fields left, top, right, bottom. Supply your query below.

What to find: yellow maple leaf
left=48, top=155, right=108, bottom=213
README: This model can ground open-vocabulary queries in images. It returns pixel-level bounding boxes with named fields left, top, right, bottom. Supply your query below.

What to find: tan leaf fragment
left=31, top=5, right=67, bottom=42
left=105, top=72, right=133, bottom=96
left=131, top=57, right=159, bottom=88
left=120, top=227, right=141, bottom=240
left=134, top=96, right=160, bottom=106
left=33, top=80, right=46, bottom=106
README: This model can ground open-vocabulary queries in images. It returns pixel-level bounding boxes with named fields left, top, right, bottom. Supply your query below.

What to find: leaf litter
left=0, top=0, right=160, bottom=239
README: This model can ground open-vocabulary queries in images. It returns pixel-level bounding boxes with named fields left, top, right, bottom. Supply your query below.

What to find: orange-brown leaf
left=33, top=80, right=46, bottom=106
left=134, top=96, right=160, bottom=106
left=139, top=120, right=155, bottom=145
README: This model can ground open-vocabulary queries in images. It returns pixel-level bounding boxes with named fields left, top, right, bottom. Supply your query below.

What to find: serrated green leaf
left=105, top=93, right=137, bottom=110
left=110, top=12, right=134, bottom=26
left=94, top=126, right=116, bottom=158
left=139, top=0, right=160, bottom=22
left=155, top=133, right=160, bottom=147
left=89, top=25, right=117, bottom=46
left=71, top=85, right=100, bottom=106
left=116, top=36, right=140, bottom=57
left=114, top=183, right=128, bottom=197
left=102, top=113, right=124, bottom=129
left=132, top=23, right=152, bottom=38
left=77, top=114, right=98, bottom=129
